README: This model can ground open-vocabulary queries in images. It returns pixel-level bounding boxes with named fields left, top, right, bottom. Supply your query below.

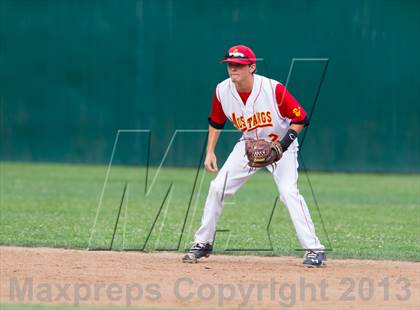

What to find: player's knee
left=209, top=180, right=226, bottom=198
left=209, top=179, right=234, bottom=201
left=278, top=186, right=298, bottom=201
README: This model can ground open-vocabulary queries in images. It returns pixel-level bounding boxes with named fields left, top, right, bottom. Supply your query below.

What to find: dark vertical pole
left=109, top=182, right=128, bottom=250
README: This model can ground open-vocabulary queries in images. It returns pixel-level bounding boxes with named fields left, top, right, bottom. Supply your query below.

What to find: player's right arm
left=204, top=126, right=221, bottom=172
left=205, top=88, right=227, bottom=172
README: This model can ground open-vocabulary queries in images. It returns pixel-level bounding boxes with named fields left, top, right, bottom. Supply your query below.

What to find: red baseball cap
left=221, top=45, right=256, bottom=65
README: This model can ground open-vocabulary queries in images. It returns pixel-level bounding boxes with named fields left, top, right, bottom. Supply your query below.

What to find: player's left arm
left=275, top=83, right=310, bottom=151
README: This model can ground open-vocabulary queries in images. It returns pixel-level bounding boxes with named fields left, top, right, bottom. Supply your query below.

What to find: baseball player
left=183, top=45, right=326, bottom=267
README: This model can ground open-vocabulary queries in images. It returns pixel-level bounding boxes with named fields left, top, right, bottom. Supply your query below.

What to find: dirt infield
left=1, top=247, right=419, bottom=309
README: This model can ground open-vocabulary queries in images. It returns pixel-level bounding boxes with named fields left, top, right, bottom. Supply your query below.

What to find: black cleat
left=182, top=242, right=213, bottom=263
left=303, top=250, right=327, bottom=267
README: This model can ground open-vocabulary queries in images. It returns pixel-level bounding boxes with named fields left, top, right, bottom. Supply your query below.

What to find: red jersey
left=208, top=83, right=308, bottom=129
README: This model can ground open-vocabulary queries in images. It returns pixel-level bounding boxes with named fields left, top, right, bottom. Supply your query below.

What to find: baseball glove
left=245, top=139, right=283, bottom=168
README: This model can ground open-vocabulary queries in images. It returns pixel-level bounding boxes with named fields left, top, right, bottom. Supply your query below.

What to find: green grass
left=0, top=162, right=419, bottom=261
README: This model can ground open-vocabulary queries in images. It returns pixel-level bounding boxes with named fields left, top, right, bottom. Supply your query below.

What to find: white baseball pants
left=194, top=139, right=324, bottom=251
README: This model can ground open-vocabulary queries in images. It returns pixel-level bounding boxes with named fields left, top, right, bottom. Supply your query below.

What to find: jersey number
left=268, top=133, right=279, bottom=142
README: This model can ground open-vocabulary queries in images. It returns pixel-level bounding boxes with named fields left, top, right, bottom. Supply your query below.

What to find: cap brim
left=220, top=58, right=253, bottom=65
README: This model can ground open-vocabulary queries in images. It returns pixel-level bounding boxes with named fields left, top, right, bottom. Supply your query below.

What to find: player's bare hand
left=204, top=152, right=218, bottom=172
